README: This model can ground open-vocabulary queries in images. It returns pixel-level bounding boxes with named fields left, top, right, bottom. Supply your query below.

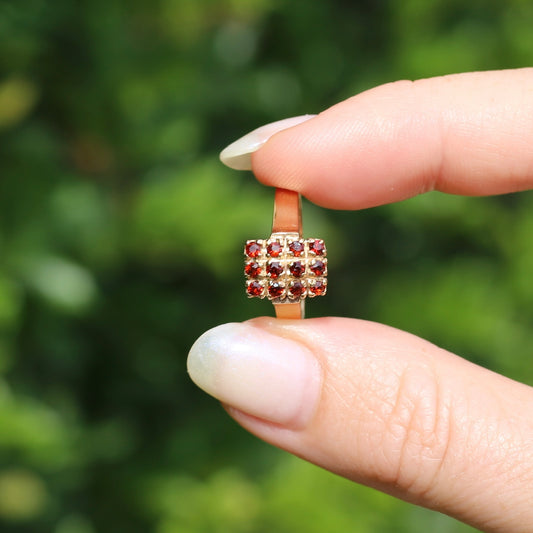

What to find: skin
left=244, top=69, right=533, bottom=532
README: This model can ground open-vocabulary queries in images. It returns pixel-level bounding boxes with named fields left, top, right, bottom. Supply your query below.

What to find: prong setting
left=244, top=235, right=327, bottom=303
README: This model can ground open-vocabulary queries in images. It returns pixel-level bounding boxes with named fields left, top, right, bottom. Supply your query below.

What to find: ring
left=244, top=188, right=327, bottom=319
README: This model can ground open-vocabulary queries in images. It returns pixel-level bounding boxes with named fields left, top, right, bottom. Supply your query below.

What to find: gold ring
left=244, top=188, right=327, bottom=319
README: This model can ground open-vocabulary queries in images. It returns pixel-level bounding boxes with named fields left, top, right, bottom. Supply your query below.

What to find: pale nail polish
left=219, top=115, right=316, bottom=170
left=187, top=323, right=321, bottom=426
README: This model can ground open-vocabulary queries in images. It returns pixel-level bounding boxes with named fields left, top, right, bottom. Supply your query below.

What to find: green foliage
left=1, top=0, right=532, bottom=531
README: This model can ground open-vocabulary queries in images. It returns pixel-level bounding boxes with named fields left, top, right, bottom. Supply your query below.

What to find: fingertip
left=201, top=317, right=533, bottom=532
left=252, top=79, right=437, bottom=209
left=187, top=322, right=322, bottom=427
left=252, top=69, right=533, bottom=209
left=220, top=115, right=317, bottom=170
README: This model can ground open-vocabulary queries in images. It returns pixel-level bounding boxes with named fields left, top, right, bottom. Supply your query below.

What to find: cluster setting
left=244, top=236, right=327, bottom=303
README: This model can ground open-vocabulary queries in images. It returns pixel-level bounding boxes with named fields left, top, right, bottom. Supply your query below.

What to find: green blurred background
left=1, top=0, right=533, bottom=531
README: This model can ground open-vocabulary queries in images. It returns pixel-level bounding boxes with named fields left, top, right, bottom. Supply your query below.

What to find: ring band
left=271, top=188, right=302, bottom=235
left=271, top=189, right=305, bottom=319
left=244, top=188, right=327, bottom=319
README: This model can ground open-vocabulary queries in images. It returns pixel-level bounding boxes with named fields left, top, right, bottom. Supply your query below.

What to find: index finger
left=251, top=69, right=533, bottom=210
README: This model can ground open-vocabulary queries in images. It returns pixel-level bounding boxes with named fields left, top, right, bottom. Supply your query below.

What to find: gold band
left=274, top=299, right=305, bottom=319
left=272, top=188, right=302, bottom=235
left=272, top=189, right=303, bottom=320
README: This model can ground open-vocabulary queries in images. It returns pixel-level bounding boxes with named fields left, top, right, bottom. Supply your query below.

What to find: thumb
left=187, top=317, right=533, bottom=533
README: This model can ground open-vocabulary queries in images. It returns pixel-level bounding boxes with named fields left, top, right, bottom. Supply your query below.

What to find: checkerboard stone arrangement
left=244, top=236, right=327, bottom=303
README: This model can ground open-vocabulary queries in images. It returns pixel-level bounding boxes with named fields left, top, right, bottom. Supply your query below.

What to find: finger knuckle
left=380, top=362, right=453, bottom=497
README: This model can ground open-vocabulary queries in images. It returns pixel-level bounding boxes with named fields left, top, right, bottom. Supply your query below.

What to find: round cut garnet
left=309, top=279, right=326, bottom=296
left=288, top=240, right=304, bottom=257
left=289, top=280, right=306, bottom=298
left=310, top=259, right=326, bottom=276
left=309, top=239, right=325, bottom=256
left=289, top=261, right=305, bottom=277
left=266, top=261, right=284, bottom=279
left=267, top=240, right=282, bottom=257
left=268, top=281, right=285, bottom=298
left=245, top=241, right=262, bottom=258
left=247, top=280, right=264, bottom=297
left=244, top=261, right=261, bottom=278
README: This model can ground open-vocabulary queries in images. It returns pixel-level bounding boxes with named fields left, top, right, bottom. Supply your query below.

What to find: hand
left=188, top=69, right=533, bottom=533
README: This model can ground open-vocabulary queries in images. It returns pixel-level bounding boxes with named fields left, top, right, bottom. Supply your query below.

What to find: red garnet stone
left=267, top=240, right=282, bottom=257
left=309, top=239, right=325, bottom=256
left=244, top=261, right=261, bottom=278
left=309, top=279, right=326, bottom=296
left=266, top=261, right=284, bottom=279
left=310, top=259, right=326, bottom=276
left=247, top=280, right=264, bottom=297
left=245, top=241, right=262, bottom=258
left=268, top=281, right=285, bottom=298
left=289, top=280, right=306, bottom=298
left=288, top=240, right=304, bottom=257
left=289, top=261, right=305, bottom=277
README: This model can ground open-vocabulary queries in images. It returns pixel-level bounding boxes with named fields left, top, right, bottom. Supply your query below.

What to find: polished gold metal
left=272, top=188, right=302, bottom=234
left=272, top=189, right=304, bottom=319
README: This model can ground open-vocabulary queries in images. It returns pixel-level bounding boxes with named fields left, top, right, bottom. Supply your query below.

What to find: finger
left=249, top=69, right=533, bottom=209
left=187, top=318, right=533, bottom=533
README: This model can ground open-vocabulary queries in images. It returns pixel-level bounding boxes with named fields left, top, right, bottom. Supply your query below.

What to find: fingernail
left=187, top=323, right=321, bottom=426
left=219, top=115, right=316, bottom=170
